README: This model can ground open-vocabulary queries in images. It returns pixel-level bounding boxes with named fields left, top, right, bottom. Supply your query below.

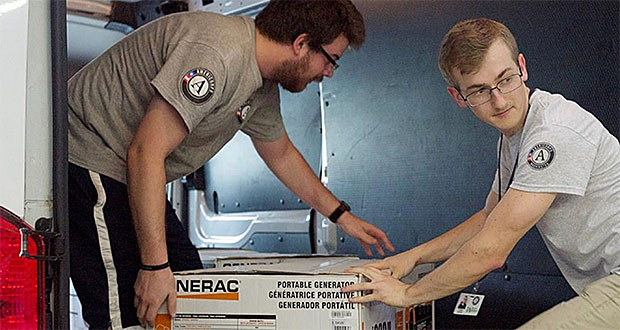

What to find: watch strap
left=328, top=200, right=351, bottom=223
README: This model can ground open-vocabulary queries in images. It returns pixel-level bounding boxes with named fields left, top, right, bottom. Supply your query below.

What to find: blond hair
left=438, top=18, right=519, bottom=87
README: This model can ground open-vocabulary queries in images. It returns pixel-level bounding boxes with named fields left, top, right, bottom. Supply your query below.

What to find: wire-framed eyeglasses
left=459, top=69, right=523, bottom=107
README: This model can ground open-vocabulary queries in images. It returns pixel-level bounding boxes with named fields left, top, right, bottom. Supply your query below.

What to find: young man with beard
left=68, top=1, right=394, bottom=328
left=343, top=18, right=620, bottom=328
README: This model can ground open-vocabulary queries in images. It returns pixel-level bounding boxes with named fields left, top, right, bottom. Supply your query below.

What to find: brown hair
left=255, top=0, right=365, bottom=50
left=438, top=18, right=519, bottom=87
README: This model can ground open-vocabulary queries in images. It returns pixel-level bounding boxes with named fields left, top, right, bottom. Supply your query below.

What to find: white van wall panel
left=188, top=0, right=269, bottom=15
left=67, top=14, right=126, bottom=77
left=24, top=0, right=53, bottom=224
left=0, top=0, right=29, bottom=217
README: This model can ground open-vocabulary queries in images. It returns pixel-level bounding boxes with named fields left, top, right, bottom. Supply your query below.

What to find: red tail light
left=0, top=206, right=45, bottom=330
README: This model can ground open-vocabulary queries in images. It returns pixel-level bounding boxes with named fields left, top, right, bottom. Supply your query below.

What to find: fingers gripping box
left=154, top=258, right=395, bottom=330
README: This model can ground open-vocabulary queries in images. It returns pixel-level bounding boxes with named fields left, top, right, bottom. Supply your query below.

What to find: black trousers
left=69, top=163, right=202, bottom=329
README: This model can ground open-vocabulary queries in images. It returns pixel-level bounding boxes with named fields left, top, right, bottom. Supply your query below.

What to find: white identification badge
left=453, top=293, right=485, bottom=316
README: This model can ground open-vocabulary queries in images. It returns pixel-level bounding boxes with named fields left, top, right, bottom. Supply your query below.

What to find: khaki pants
left=518, top=274, right=620, bottom=330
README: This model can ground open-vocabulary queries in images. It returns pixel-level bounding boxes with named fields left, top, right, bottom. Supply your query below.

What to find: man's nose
left=323, top=66, right=334, bottom=78
left=489, top=88, right=507, bottom=108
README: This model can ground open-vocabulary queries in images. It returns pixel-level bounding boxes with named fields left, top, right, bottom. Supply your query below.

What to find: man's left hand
left=342, top=266, right=412, bottom=308
left=337, top=213, right=394, bottom=256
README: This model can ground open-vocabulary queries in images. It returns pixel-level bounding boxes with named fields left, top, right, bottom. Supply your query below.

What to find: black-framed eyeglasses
left=318, top=46, right=339, bottom=71
left=459, top=69, right=523, bottom=107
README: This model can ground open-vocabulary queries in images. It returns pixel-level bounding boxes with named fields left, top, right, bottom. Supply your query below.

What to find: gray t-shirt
left=68, top=12, right=284, bottom=183
left=492, top=89, right=620, bottom=294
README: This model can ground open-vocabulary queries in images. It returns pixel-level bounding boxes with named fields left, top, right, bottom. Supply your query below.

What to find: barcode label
left=330, top=311, right=353, bottom=319
left=333, top=326, right=351, bottom=330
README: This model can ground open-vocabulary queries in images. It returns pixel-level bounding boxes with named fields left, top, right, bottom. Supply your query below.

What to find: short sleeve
left=151, top=40, right=226, bottom=133
left=491, top=136, right=511, bottom=196
left=511, top=125, right=596, bottom=196
left=491, top=169, right=500, bottom=197
left=241, top=82, right=285, bottom=141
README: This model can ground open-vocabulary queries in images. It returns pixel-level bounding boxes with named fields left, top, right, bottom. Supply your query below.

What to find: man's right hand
left=134, top=268, right=176, bottom=328
left=336, top=212, right=395, bottom=256
left=356, top=249, right=420, bottom=279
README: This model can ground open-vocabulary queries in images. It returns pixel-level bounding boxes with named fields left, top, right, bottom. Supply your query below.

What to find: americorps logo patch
left=181, top=68, right=215, bottom=104
left=236, top=104, right=251, bottom=123
left=527, top=142, right=555, bottom=169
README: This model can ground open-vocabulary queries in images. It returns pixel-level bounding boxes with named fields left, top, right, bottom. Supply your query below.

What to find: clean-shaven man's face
left=448, top=39, right=530, bottom=137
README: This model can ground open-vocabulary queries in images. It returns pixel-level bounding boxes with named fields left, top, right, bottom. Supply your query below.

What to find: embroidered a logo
left=527, top=142, right=555, bottom=170
left=181, top=68, right=215, bottom=104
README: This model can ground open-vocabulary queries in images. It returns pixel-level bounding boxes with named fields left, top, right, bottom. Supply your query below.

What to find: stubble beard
left=273, top=53, right=312, bottom=93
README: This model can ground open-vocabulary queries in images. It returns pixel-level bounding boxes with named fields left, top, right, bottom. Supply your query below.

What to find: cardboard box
left=397, top=263, right=435, bottom=330
left=155, top=258, right=434, bottom=330
left=397, top=303, right=433, bottom=330
left=198, top=249, right=359, bottom=269
left=215, top=254, right=359, bottom=269
left=198, top=248, right=284, bottom=268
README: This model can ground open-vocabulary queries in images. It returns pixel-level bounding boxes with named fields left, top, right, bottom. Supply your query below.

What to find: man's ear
left=292, top=33, right=310, bottom=57
left=447, top=86, right=469, bottom=108
left=518, top=53, right=528, bottom=82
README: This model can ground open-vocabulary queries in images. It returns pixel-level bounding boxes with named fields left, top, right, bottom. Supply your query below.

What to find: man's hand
left=128, top=94, right=185, bottom=328
left=353, top=249, right=419, bottom=279
left=337, top=212, right=395, bottom=256
left=342, top=266, right=412, bottom=308
left=134, top=268, right=176, bottom=328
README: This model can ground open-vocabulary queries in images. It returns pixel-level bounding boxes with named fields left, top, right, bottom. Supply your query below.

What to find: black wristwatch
left=328, top=200, right=351, bottom=223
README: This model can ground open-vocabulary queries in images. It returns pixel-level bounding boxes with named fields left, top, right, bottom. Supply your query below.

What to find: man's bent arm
left=412, top=190, right=499, bottom=264
left=356, top=191, right=498, bottom=280
left=402, top=189, right=555, bottom=305
left=252, top=133, right=339, bottom=218
left=252, top=133, right=394, bottom=255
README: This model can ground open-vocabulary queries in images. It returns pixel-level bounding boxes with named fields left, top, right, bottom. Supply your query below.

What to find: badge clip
left=453, top=281, right=485, bottom=316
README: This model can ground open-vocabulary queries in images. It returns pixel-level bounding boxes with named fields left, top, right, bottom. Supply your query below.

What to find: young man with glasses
left=343, top=18, right=620, bottom=328
left=68, top=1, right=394, bottom=329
